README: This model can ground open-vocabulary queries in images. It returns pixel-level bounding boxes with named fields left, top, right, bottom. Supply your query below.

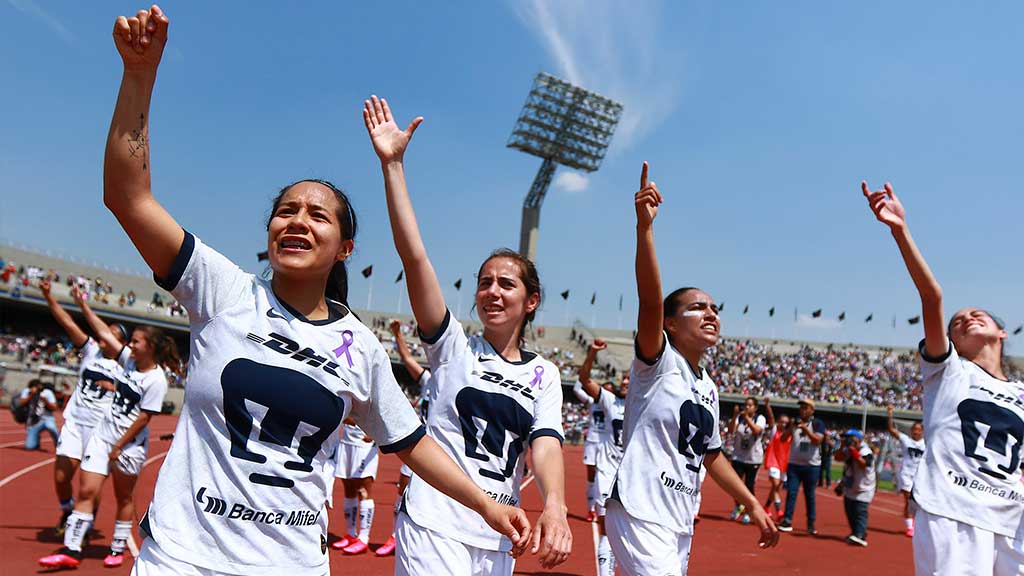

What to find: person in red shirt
left=762, top=398, right=792, bottom=522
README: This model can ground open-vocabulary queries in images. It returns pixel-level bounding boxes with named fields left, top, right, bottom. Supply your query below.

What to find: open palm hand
left=363, top=95, right=422, bottom=163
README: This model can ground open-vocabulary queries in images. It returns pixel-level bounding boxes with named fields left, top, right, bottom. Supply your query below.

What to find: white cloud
left=553, top=171, right=589, bottom=193
left=7, top=0, right=74, bottom=45
left=796, top=314, right=842, bottom=330
left=510, top=0, right=681, bottom=153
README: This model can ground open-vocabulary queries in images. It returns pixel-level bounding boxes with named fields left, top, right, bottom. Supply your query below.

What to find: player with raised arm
left=727, top=397, right=766, bottom=524
left=886, top=404, right=925, bottom=537
left=762, top=398, right=791, bottom=522
left=605, top=162, right=778, bottom=575
left=38, top=280, right=128, bottom=536
left=66, top=8, right=529, bottom=575
left=572, top=367, right=605, bottom=521
left=577, top=338, right=628, bottom=576
left=364, top=95, right=571, bottom=574
left=862, top=180, right=1023, bottom=575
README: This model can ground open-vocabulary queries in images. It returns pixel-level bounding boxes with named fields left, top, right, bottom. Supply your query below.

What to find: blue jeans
left=25, top=415, right=59, bottom=450
left=783, top=463, right=819, bottom=525
left=843, top=497, right=869, bottom=539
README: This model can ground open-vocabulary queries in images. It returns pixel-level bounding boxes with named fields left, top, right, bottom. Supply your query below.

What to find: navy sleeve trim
left=73, top=337, right=93, bottom=351
left=530, top=428, right=564, bottom=445
left=418, top=309, right=451, bottom=345
left=918, top=339, right=952, bottom=364
left=634, top=335, right=666, bottom=367
left=706, top=447, right=723, bottom=456
left=380, top=425, right=426, bottom=454
left=142, top=409, right=163, bottom=415
left=154, top=230, right=195, bottom=292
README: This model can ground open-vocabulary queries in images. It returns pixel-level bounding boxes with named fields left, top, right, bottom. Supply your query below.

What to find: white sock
left=110, top=520, right=133, bottom=554
left=587, top=481, right=596, bottom=511
left=597, top=534, right=616, bottom=576
left=64, top=511, right=93, bottom=552
left=905, top=517, right=914, bottom=530
left=358, top=499, right=375, bottom=543
left=343, top=497, right=358, bottom=537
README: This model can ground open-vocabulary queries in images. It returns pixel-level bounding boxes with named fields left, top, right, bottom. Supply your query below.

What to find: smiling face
left=948, top=307, right=1007, bottom=361
left=618, top=374, right=630, bottom=397
left=128, top=328, right=152, bottom=363
left=267, top=181, right=353, bottom=284
left=475, top=256, right=539, bottom=339
left=664, top=289, right=720, bottom=355
left=910, top=421, right=924, bottom=441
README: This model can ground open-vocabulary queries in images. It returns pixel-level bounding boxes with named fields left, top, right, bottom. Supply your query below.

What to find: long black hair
left=267, top=179, right=358, bottom=306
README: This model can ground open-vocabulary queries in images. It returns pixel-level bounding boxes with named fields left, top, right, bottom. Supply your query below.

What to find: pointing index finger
left=640, top=161, right=649, bottom=190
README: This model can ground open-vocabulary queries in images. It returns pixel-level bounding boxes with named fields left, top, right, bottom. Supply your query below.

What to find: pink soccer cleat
left=331, top=534, right=358, bottom=550
left=103, top=552, right=125, bottom=568
left=905, top=526, right=915, bottom=538
left=342, top=539, right=369, bottom=555
left=39, top=549, right=82, bottom=569
left=374, top=535, right=397, bottom=556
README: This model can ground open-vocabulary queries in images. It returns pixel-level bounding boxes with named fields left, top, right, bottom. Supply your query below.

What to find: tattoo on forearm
left=128, top=113, right=149, bottom=171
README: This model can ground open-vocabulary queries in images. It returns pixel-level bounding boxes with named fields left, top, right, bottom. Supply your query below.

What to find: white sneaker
left=846, top=534, right=868, bottom=547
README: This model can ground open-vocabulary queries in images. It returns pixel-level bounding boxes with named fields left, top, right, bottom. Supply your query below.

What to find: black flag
left=1015, top=325, right=1023, bottom=335
left=394, top=270, right=404, bottom=283
left=591, top=292, right=596, bottom=305
left=865, top=314, right=873, bottom=323
left=257, top=251, right=269, bottom=262
left=719, top=302, right=725, bottom=312
left=908, top=316, right=921, bottom=325
left=561, top=290, right=570, bottom=301
left=454, top=278, right=462, bottom=291
left=769, top=306, right=775, bottom=317
left=743, top=305, right=749, bottom=315
left=361, top=265, right=373, bottom=278
left=839, top=312, right=846, bottom=322
left=812, top=309, right=822, bottom=318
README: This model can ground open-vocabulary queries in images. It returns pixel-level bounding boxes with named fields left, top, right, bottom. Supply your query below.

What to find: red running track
left=0, top=416, right=912, bottom=574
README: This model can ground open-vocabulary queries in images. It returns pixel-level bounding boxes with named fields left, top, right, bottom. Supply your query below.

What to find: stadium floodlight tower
left=507, top=72, right=623, bottom=261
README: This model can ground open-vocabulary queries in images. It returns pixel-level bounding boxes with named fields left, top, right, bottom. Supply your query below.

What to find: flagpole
left=456, top=290, right=462, bottom=322
left=366, top=276, right=374, bottom=312
left=397, top=282, right=404, bottom=315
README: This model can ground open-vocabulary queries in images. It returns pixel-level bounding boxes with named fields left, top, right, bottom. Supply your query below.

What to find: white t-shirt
left=21, top=388, right=58, bottom=420
left=403, top=311, right=564, bottom=551
left=913, top=341, right=1024, bottom=537
left=788, top=417, right=826, bottom=466
left=418, top=369, right=435, bottom=422
left=94, top=358, right=168, bottom=447
left=586, top=400, right=607, bottom=444
left=897, top=431, right=925, bottom=479
left=612, top=335, right=723, bottom=534
left=141, top=233, right=423, bottom=575
left=731, top=413, right=767, bottom=465
left=594, top=388, right=626, bottom=495
left=841, top=443, right=876, bottom=503
left=62, top=339, right=127, bottom=428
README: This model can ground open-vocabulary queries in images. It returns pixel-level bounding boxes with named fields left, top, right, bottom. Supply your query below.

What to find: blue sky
left=2, top=0, right=1022, bottom=349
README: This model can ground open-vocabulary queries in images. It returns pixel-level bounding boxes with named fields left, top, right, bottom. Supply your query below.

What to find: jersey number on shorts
left=677, top=400, right=716, bottom=472
left=222, top=358, right=345, bottom=488
left=455, top=388, right=533, bottom=482
left=957, top=399, right=1024, bottom=481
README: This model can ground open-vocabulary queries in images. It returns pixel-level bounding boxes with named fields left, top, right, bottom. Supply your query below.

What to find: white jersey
left=913, top=341, right=1024, bottom=538
left=340, top=421, right=373, bottom=446
left=731, top=413, right=767, bottom=465
left=613, top=335, right=723, bottom=534
left=418, top=369, right=435, bottom=422
left=94, top=359, right=168, bottom=447
left=595, top=388, right=626, bottom=472
left=586, top=402, right=607, bottom=444
left=403, top=312, right=564, bottom=551
left=897, top=431, right=925, bottom=479
left=141, top=233, right=423, bottom=576
left=62, top=339, right=126, bottom=428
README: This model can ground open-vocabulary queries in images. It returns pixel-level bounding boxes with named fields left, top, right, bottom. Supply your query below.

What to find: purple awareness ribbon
left=333, top=330, right=355, bottom=368
left=529, top=365, right=544, bottom=388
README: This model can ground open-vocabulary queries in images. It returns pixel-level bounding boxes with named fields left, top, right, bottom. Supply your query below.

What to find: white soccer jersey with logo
left=613, top=335, right=722, bottom=534
left=594, top=388, right=626, bottom=504
left=586, top=401, right=606, bottom=444
left=93, top=359, right=168, bottom=447
left=897, top=432, right=925, bottom=482
left=62, top=339, right=127, bottom=428
left=732, top=414, right=767, bottom=465
left=141, top=233, right=424, bottom=576
left=913, top=341, right=1024, bottom=537
left=402, top=311, right=564, bottom=552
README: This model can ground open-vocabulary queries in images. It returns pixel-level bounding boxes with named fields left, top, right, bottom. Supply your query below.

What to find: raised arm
left=104, top=5, right=184, bottom=279
left=634, top=162, right=665, bottom=361
left=577, top=339, right=607, bottom=401
left=727, top=404, right=740, bottom=434
left=862, top=182, right=946, bottom=358
left=764, top=397, right=775, bottom=429
left=363, top=97, right=446, bottom=335
left=886, top=405, right=901, bottom=439
left=72, top=286, right=122, bottom=355
left=39, top=280, right=89, bottom=348
left=390, top=319, right=425, bottom=382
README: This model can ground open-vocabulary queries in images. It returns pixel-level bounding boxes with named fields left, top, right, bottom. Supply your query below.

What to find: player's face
left=267, top=182, right=353, bottom=283
left=665, top=290, right=720, bottom=352
left=911, top=422, right=924, bottom=441
left=619, top=375, right=630, bottom=396
left=128, top=329, right=152, bottom=362
left=949, top=308, right=1007, bottom=358
left=475, top=257, right=539, bottom=335
left=777, top=415, right=790, bottom=429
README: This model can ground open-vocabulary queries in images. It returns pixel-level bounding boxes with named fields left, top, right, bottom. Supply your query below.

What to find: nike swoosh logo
left=267, top=308, right=286, bottom=320
left=477, top=356, right=492, bottom=363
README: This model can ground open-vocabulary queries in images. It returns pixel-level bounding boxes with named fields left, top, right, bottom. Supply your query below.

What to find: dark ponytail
left=268, top=179, right=358, bottom=307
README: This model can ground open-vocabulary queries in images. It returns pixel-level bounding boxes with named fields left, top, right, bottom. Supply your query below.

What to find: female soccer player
left=863, top=180, right=1023, bottom=575
left=762, top=399, right=791, bottom=522
left=364, top=95, right=571, bottom=574
left=572, top=375, right=605, bottom=521
left=329, top=420, right=378, bottom=555
left=886, top=404, right=925, bottom=537
left=67, top=7, right=529, bottom=575
left=40, top=313, right=176, bottom=569
left=38, top=279, right=128, bottom=535
left=728, top=397, right=766, bottom=524
left=605, top=162, right=778, bottom=575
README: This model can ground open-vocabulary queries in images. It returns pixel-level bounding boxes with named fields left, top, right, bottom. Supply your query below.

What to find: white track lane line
left=591, top=520, right=600, bottom=575
left=520, top=472, right=536, bottom=491
left=125, top=451, right=168, bottom=558
left=0, top=457, right=55, bottom=489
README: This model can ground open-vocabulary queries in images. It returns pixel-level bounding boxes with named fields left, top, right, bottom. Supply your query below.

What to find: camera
left=842, top=435, right=857, bottom=447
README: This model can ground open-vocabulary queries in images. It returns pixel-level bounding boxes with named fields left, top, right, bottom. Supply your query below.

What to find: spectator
left=778, top=398, right=826, bottom=535
left=834, top=429, right=875, bottom=547
left=19, top=378, right=60, bottom=451
left=818, top=431, right=836, bottom=488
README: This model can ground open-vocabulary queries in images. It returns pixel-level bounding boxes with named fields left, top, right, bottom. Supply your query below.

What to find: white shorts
left=913, top=509, right=1024, bottom=576
left=583, top=441, right=599, bottom=466
left=81, top=433, right=147, bottom=477
left=898, top=470, right=916, bottom=493
left=395, top=511, right=514, bottom=576
left=767, top=467, right=787, bottom=482
left=605, top=499, right=692, bottom=576
left=131, top=537, right=329, bottom=576
left=334, top=443, right=379, bottom=479
left=400, top=463, right=413, bottom=478
left=55, top=418, right=97, bottom=461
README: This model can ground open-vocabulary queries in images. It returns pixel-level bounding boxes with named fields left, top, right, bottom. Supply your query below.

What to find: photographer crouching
left=834, top=429, right=875, bottom=547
